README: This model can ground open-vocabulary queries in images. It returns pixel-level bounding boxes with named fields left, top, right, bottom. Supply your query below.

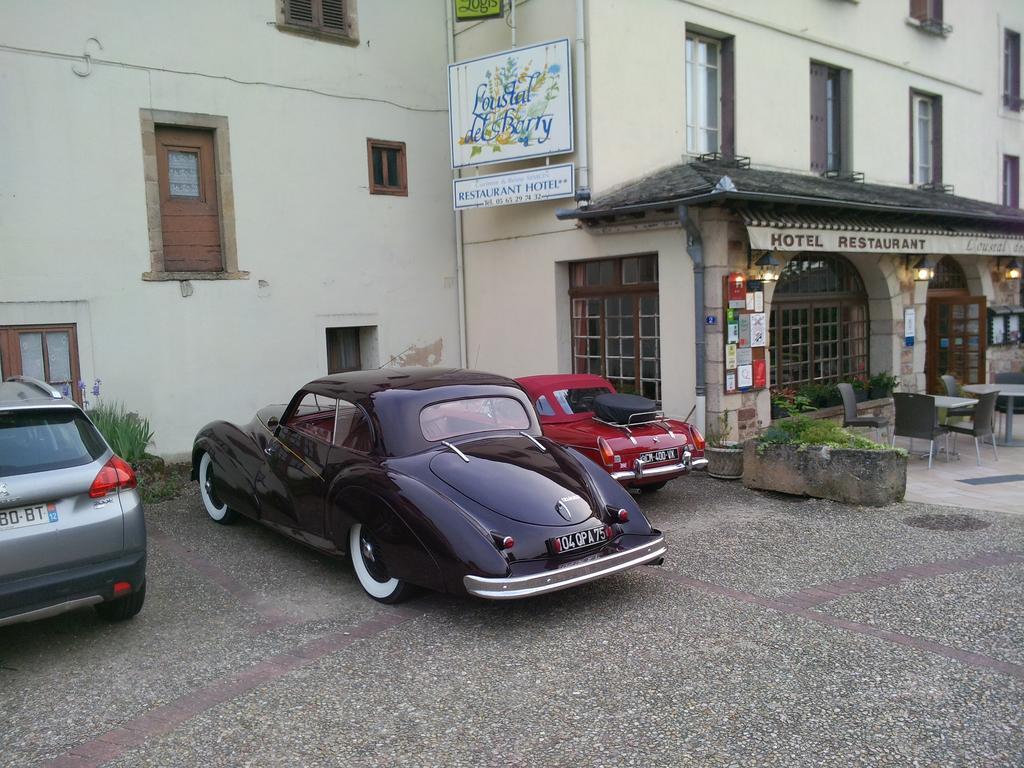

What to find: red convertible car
left=192, top=369, right=665, bottom=603
left=517, top=374, right=707, bottom=492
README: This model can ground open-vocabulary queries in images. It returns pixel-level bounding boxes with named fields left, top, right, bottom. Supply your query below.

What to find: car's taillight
left=597, top=437, right=615, bottom=466
left=690, top=427, right=706, bottom=451
left=89, top=456, right=138, bottom=498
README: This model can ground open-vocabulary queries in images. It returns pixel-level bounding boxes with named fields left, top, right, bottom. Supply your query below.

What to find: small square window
left=367, top=139, right=407, bottom=196
left=326, top=327, right=363, bottom=373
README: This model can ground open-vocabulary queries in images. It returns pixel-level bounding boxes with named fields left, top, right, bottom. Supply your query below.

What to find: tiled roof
left=559, top=161, right=1024, bottom=230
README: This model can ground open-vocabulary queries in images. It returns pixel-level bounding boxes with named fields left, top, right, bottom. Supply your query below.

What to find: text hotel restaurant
left=554, top=160, right=1024, bottom=438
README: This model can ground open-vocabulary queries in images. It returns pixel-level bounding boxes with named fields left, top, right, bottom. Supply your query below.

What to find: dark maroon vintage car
left=192, top=368, right=665, bottom=602
left=517, top=374, right=707, bottom=492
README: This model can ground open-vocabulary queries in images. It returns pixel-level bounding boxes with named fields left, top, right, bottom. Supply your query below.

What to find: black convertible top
left=592, top=393, right=660, bottom=425
left=302, top=368, right=519, bottom=404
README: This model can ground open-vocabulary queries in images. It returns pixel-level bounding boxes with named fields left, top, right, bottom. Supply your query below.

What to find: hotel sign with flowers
left=448, top=38, right=573, bottom=169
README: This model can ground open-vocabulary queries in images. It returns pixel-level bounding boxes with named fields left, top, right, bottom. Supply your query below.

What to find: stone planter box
left=742, top=442, right=906, bottom=506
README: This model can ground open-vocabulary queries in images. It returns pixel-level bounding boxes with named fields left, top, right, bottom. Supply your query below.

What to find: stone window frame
left=140, top=109, right=247, bottom=282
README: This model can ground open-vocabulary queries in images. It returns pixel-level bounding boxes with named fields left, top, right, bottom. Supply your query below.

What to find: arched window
left=770, top=254, right=869, bottom=387
left=928, top=256, right=967, bottom=292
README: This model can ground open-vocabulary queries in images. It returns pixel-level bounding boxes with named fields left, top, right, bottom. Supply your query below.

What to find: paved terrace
left=1, top=474, right=1021, bottom=767
left=900, top=439, right=1024, bottom=516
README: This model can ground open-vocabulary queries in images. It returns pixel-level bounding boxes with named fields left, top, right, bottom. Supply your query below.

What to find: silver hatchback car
left=0, top=377, right=146, bottom=627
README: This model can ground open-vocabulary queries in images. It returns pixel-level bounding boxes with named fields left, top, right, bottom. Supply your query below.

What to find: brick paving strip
left=40, top=607, right=424, bottom=768
left=779, top=551, right=1024, bottom=610
left=652, top=555, right=1024, bottom=683
left=147, top=527, right=298, bottom=632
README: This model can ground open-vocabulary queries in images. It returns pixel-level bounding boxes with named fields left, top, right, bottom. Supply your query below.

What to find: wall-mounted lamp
left=1002, top=257, right=1021, bottom=281
left=748, top=249, right=781, bottom=282
left=906, top=255, right=935, bottom=282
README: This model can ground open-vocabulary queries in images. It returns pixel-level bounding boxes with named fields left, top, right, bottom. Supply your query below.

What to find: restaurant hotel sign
left=747, top=227, right=1024, bottom=256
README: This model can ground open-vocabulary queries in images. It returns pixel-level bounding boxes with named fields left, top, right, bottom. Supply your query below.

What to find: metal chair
left=994, top=372, right=1024, bottom=430
left=947, top=391, right=999, bottom=466
left=891, top=392, right=949, bottom=469
left=939, top=374, right=975, bottom=421
left=838, top=382, right=888, bottom=442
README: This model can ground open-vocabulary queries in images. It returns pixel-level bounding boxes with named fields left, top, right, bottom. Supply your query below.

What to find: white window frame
left=912, top=95, right=934, bottom=185
left=686, top=34, right=721, bottom=155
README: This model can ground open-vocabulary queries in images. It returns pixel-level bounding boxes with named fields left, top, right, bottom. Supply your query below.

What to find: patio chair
left=947, top=391, right=999, bottom=467
left=891, top=392, right=949, bottom=469
left=939, top=374, right=975, bottom=422
left=838, top=382, right=889, bottom=442
left=994, top=372, right=1024, bottom=430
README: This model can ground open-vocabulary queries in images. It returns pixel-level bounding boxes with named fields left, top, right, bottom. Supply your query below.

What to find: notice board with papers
left=722, top=272, right=768, bottom=394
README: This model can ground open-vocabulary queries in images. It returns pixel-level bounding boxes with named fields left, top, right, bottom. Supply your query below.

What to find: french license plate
left=638, top=448, right=679, bottom=464
left=549, top=524, right=608, bottom=555
left=0, top=504, right=58, bottom=533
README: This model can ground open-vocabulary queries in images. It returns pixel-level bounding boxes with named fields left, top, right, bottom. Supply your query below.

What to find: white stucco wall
left=0, top=0, right=460, bottom=457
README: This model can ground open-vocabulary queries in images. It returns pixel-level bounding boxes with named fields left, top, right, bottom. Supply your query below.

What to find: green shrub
left=89, top=401, right=154, bottom=464
left=756, top=414, right=889, bottom=452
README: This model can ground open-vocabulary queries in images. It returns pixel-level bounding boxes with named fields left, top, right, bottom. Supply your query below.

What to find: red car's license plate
left=549, top=524, right=608, bottom=555
left=639, top=448, right=678, bottom=463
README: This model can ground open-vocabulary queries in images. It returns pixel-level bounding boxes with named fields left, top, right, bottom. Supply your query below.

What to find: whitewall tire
left=349, top=523, right=411, bottom=603
left=199, top=452, right=237, bottom=524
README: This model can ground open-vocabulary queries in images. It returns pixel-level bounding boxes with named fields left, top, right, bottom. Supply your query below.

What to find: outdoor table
left=962, top=383, right=1024, bottom=447
left=932, top=395, right=978, bottom=410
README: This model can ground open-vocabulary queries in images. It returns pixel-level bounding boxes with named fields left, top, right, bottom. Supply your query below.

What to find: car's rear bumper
left=610, top=450, right=706, bottom=483
left=463, top=534, right=667, bottom=600
left=0, top=550, right=146, bottom=628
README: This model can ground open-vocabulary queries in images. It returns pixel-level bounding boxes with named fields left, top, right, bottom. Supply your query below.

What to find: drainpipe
left=678, top=205, right=706, bottom=432
left=446, top=1, right=469, bottom=367
left=574, top=0, right=590, bottom=194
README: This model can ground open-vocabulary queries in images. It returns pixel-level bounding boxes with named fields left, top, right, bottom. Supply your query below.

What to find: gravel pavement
left=1, top=475, right=1021, bottom=767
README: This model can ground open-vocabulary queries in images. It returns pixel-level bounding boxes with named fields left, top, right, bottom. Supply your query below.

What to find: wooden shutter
left=720, top=37, right=735, bottom=157
left=321, top=0, right=346, bottom=33
left=157, top=127, right=222, bottom=272
left=909, top=0, right=928, bottom=21
left=286, top=0, right=315, bottom=26
left=809, top=63, right=828, bottom=173
left=932, top=96, right=942, bottom=184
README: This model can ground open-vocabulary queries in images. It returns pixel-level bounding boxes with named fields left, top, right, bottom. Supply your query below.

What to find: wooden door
left=156, top=127, right=222, bottom=271
left=926, top=295, right=986, bottom=392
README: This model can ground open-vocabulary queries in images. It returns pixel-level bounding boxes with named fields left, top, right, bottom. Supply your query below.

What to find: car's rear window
left=420, top=397, right=530, bottom=441
left=552, top=387, right=611, bottom=415
left=0, top=409, right=107, bottom=475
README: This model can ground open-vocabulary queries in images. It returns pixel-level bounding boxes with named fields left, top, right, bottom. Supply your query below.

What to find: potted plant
left=868, top=371, right=900, bottom=400
left=704, top=412, right=744, bottom=480
left=770, top=387, right=815, bottom=419
left=797, top=382, right=841, bottom=410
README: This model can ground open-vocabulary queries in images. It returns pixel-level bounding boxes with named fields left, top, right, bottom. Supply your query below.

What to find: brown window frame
left=0, top=324, right=82, bottom=405
left=810, top=62, right=851, bottom=175
left=277, top=0, right=359, bottom=45
left=367, top=139, right=408, bottom=197
left=569, top=256, right=661, bottom=400
left=1004, top=155, right=1020, bottom=208
left=1005, top=30, right=1022, bottom=110
left=769, top=254, right=869, bottom=389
